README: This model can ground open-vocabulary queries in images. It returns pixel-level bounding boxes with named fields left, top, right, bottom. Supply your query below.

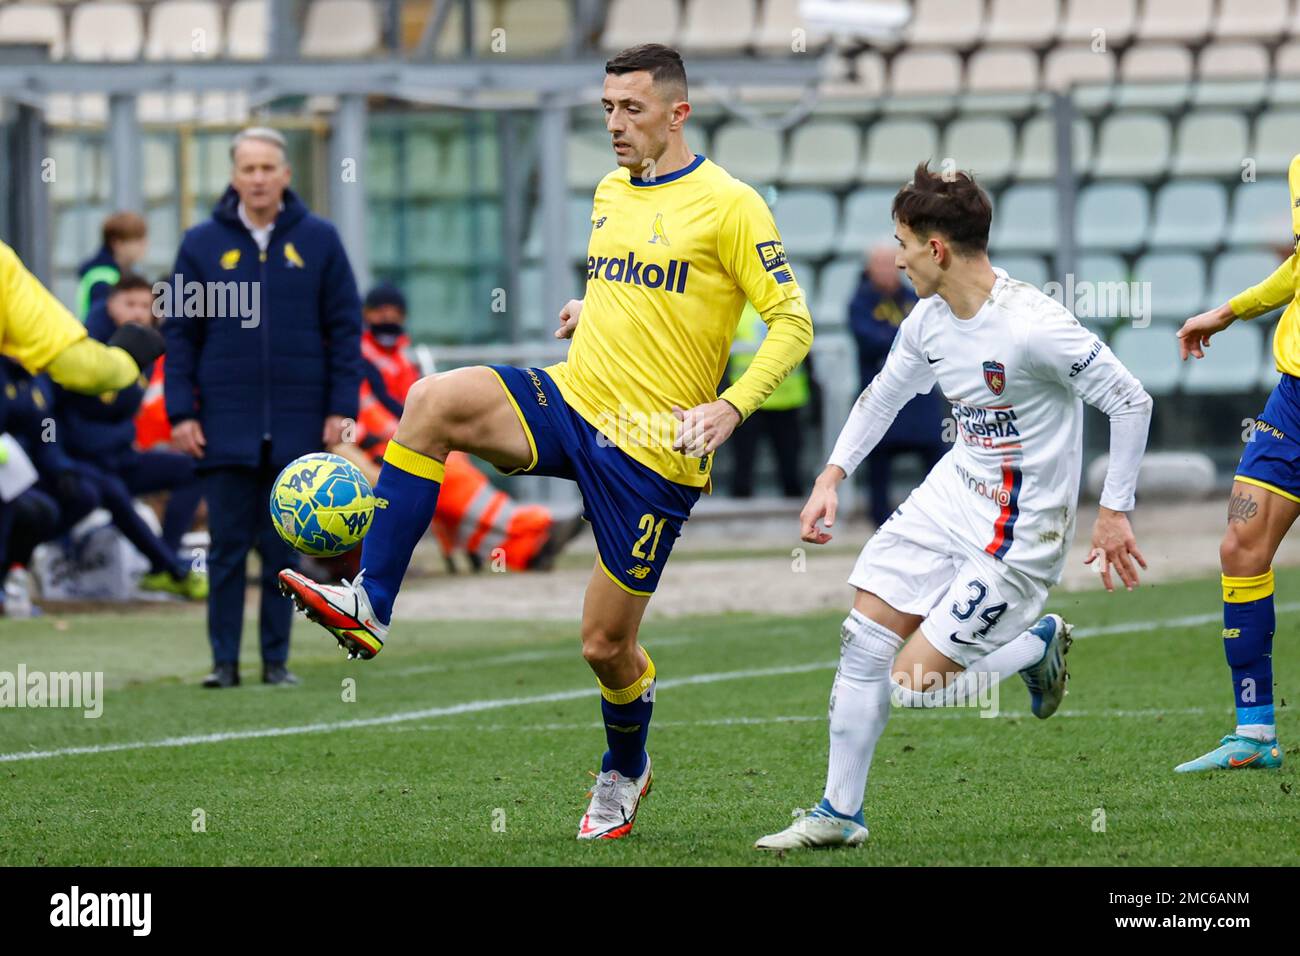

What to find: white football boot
left=577, top=755, right=653, bottom=840
left=278, top=568, right=389, bottom=660
left=754, top=805, right=869, bottom=851
left=1018, top=613, right=1073, bottom=719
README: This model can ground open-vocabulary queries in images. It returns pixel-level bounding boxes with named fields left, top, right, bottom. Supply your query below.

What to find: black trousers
left=203, top=445, right=299, bottom=666
left=729, top=407, right=805, bottom=498
left=866, top=439, right=948, bottom=527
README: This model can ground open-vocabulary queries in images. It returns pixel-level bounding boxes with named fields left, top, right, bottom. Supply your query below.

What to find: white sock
left=893, top=630, right=1047, bottom=709
left=822, top=609, right=904, bottom=819
left=1235, top=724, right=1276, bottom=742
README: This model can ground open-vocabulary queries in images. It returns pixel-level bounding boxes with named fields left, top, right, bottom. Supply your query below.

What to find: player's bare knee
left=1220, top=524, right=1268, bottom=577
left=580, top=629, right=633, bottom=669
left=394, top=374, right=454, bottom=455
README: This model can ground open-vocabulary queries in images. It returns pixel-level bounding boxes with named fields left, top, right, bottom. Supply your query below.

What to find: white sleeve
left=827, top=311, right=938, bottom=477
left=1027, top=310, right=1153, bottom=512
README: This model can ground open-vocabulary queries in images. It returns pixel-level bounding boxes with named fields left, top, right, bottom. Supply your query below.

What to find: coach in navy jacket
left=163, top=126, right=362, bottom=688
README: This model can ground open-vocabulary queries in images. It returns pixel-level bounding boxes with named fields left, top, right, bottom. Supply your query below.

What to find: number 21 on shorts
left=632, top=513, right=667, bottom=563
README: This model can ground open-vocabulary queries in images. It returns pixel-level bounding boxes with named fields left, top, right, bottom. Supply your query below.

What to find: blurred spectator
left=848, top=245, right=949, bottom=527
left=77, top=211, right=148, bottom=320
left=727, top=300, right=811, bottom=498
left=332, top=282, right=583, bottom=576
left=55, top=274, right=206, bottom=600
left=163, top=126, right=362, bottom=689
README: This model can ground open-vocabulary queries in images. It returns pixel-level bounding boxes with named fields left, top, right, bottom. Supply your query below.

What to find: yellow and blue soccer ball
left=269, top=453, right=375, bottom=557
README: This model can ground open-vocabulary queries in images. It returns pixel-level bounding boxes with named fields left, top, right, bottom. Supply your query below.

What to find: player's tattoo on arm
left=1228, top=491, right=1259, bottom=525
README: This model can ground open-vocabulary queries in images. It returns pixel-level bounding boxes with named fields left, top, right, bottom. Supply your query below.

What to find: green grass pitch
left=0, top=569, right=1296, bottom=866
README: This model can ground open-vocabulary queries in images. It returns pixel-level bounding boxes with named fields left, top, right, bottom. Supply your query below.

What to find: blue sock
left=598, top=649, right=655, bottom=778
left=358, top=440, right=443, bottom=625
left=1222, top=570, right=1276, bottom=741
left=816, top=797, right=866, bottom=826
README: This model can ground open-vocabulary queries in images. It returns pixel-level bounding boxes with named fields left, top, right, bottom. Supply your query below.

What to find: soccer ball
left=269, top=453, right=375, bottom=557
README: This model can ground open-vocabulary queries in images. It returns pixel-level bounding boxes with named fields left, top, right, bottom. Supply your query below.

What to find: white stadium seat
left=1213, top=0, right=1290, bottom=41
left=1134, top=252, right=1206, bottom=322
left=1227, top=180, right=1293, bottom=246
left=889, top=48, right=962, bottom=97
left=301, top=0, right=380, bottom=58
left=940, top=116, right=1016, bottom=184
left=1109, top=325, right=1182, bottom=395
left=753, top=0, right=828, bottom=54
left=602, top=0, right=681, bottom=50
left=1077, top=181, right=1149, bottom=252
left=146, top=1, right=223, bottom=60
left=1184, top=322, right=1263, bottom=393
left=784, top=121, right=861, bottom=186
left=1059, top=0, right=1136, bottom=45
left=838, top=188, right=899, bottom=253
left=984, top=0, right=1059, bottom=46
left=860, top=118, right=939, bottom=184
left=69, top=2, right=143, bottom=61
left=773, top=189, right=839, bottom=259
left=1194, top=42, right=1270, bottom=107
left=907, top=0, right=984, bottom=48
left=1136, top=0, right=1213, bottom=44
left=1115, top=43, right=1192, bottom=109
left=1252, top=110, right=1300, bottom=174
left=989, top=184, right=1058, bottom=252
left=678, top=0, right=755, bottom=53
left=1092, top=112, right=1172, bottom=179
left=1013, top=113, right=1093, bottom=179
left=0, top=3, right=66, bottom=59
left=1171, top=111, right=1250, bottom=177
left=499, top=0, right=570, bottom=56
left=226, top=0, right=268, bottom=59
left=1147, top=180, right=1228, bottom=251
left=712, top=123, right=784, bottom=186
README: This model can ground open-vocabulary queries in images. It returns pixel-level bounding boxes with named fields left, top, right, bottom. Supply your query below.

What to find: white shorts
left=848, top=500, right=1050, bottom=668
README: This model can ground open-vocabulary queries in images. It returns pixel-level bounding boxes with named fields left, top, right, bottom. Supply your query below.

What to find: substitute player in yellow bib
left=279, top=44, right=814, bottom=839
left=1173, top=155, right=1300, bottom=772
left=0, top=240, right=164, bottom=394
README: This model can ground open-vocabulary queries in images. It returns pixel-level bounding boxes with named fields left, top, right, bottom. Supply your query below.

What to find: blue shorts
left=1237, top=373, right=1300, bottom=503
left=487, top=365, right=700, bottom=595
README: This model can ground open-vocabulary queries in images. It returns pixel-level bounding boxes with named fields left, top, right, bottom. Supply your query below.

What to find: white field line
left=0, top=602, right=1270, bottom=764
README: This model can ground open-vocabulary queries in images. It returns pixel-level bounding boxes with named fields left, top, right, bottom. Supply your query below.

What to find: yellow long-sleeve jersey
left=1228, top=155, right=1300, bottom=376
left=547, top=154, right=814, bottom=488
left=0, top=240, right=87, bottom=373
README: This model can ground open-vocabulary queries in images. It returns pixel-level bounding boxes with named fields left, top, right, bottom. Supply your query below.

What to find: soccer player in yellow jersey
left=280, top=44, right=814, bottom=838
left=0, top=240, right=163, bottom=394
left=1173, top=157, right=1300, bottom=772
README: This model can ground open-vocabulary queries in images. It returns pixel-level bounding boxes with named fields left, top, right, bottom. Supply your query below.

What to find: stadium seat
left=1059, top=0, right=1136, bottom=46
left=773, top=189, right=839, bottom=259
left=499, top=0, right=570, bottom=56
left=838, top=187, right=899, bottom=253
left=138, top=92, right=197, bottom=123
left=678, top=0, right=755, bottom=53
left=146, top=1, right=223, bottom=60
left=1134, top=252, right=1206, bottom=323
left=144, top=204, right=179, bottom=268
left=1271, top=41, right=1300, bottom=105
left=1184, top=321, right=1263, bottom=393
left=1136, top=0, right=1212, bottom=44
left=54, top=207, right=107, bottom=270
left=1209, top=251, right=1287, bottom=306
left=516, top=264, right=545, bottom=335
left=367, top=133, right=400, bottom=199
left=1042, top=45, right=1116, bottom=113
left=367, top=205, right=399, bottom=269
left=1114, top=44, right=1192, bottom=109
left=1227, top=179, right=1292, bottom=246
left=989, top=184, right=1057, bottom=252
left=1147, top=180, right=1227, bottom=250
left=1077, top=253, right=1129, bottom=286
left=860, top=118, right=939, bottom=184
left=47, top=136, right=106, bottom=202
left=788, top=258, right=818, bottom=305
left=1213, top=0, right=1289, bottom=41
left=1193, top=42, right=1269, bottom=107
left=1077, top=182, right=1149, bottom=252
left=753, top=0, right=828, bottom=54
left=433, top=0, right=495, bottom=57
left=602, top=0, right=681, bottom=50
left=194, top=134, right=232, bottom=198
left=1171, top=111, right=1250, bottom=177
left=784, top=121, right=861, bottom=186
left=227, top=0, right=267, bottom=59
left=142, top=136, right=177, bottom=202
left=712, top=123, right=784, bottom=186
left=994, top=254, right=1049, bottom=289
left=1251, top=110, right=1300, bottom=175
left=567, top=130, right=618, bottom=191
left=1092, top=112, right=1171, bottom=179
left=962, top=47, right=1039, bottom=114
left=889, top=49, right=961, bottom=102
left=906, top=0, right=984, bottom=48
left=301, top=0, right=380, bottom=58
left=983, top=0, right=1058, bottom=46
left=1073, top=253, right=1127, bottom=330
left=941, top=116, right=1016, bottom=184
left=1109, top=325, right=1183, bottom=394
left=816, top=257, right=864, bottom=326
left=0, top=3, right=66, bottom=59
left=69, top=2, right=143, bottom=60
left=1013, top=113, right=1093, bottom=179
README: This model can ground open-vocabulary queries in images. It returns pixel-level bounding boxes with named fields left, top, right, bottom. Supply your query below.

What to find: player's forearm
left=1098, top=386, right=1153, bottom=513
left=1228, top=254, right=1295, bottom=320
left=826, top=382, right=896, bottom=478
left=718, top=301, right=812, bottom=420
left=45, top=338, right=142, bottom=395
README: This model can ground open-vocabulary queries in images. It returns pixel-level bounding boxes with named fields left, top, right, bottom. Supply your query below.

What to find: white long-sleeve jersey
left=829, top=269, right=1153, bottom=586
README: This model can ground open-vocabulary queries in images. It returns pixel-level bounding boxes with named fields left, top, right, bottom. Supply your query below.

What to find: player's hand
left=1085, top=507, right=1147, bottom=592
left=555, top=299, right=583, bottom=339
left=323, top=414, right=349, bottom=446
left=1176, top=304, right=1236, bottom=360
left=173, top=419, right=206, bottom=459
left=800, top=466, right=845, bottom=545
left=672, top=400, right=742, bottom=457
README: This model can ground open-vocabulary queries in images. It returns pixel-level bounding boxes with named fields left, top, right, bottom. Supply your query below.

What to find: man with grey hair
left=163, top=126, right=363, bottom=688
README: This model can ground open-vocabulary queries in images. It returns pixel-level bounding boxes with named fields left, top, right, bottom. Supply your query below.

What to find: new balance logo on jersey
left=626, top=565, right=652, bottom=579
left=587, top=252, right=690, bottom=294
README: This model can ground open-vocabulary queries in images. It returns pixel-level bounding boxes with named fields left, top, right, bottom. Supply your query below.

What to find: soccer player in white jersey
left=755, top=164, right=1154, bottom=850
